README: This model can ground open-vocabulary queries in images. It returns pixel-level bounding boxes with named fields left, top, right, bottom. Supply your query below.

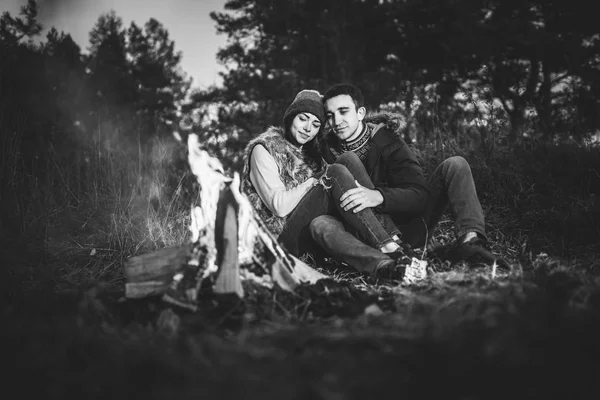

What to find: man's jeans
left=278, top=153, right=397, bottom=258
left=310, top=215, right=395, bottom=273
left=400, top=156, right=487, bottom=247
left=310, top=155, right=487, bottom=273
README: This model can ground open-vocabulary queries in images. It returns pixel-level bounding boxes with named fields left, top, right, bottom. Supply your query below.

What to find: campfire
left=123, top=133, right=326, bottom=311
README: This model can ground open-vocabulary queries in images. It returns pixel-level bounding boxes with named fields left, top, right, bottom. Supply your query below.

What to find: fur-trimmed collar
left=364, top=112, right=406, bottom=136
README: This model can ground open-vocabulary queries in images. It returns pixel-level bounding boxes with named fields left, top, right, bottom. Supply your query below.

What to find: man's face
left=324, top=94, right=365, bottom=142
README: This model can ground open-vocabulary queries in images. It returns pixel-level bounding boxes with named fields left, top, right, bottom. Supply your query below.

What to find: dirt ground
left=4, top=252, right=600, bottom=400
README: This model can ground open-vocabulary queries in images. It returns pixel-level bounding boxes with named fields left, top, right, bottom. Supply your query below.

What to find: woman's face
left=289, top=112, right=322, bottom=145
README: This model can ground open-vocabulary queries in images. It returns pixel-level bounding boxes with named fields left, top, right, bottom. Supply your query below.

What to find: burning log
left=123, top=133, right=326, bottom=309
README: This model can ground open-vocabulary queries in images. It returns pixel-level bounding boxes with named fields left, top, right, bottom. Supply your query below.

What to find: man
left=310, top=83, right=500, bottom=274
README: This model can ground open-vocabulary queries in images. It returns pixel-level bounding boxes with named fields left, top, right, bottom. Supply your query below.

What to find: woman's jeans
left=334, top=152, right=401, bottom=240
left=307, top=153, right=402, bottom=273
left=278, top=152, right=398, bottom=259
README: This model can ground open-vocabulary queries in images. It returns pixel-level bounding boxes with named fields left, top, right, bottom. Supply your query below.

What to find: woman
left=242, top=90, right=413, bottom=280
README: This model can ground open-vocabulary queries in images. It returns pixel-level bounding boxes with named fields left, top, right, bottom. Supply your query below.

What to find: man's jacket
left=321, top=113, right=430, bottom=226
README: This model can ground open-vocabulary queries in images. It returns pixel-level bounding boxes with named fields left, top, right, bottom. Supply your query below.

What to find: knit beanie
left=282, top=89, right=325, bottom=129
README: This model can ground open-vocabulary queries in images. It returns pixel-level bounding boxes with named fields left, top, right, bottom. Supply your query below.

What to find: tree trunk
left=508, top=108, right=525, bottom=143
left=536, top=62, right=553, bottom=141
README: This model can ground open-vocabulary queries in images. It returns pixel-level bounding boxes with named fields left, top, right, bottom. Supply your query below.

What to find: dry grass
left=3, top=124, right=600, bottom=399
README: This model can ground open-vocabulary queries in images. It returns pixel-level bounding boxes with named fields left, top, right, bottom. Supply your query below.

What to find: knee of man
left=309, top=215, right=339, bottom=237
left=444, top=155, right=470, bottom=172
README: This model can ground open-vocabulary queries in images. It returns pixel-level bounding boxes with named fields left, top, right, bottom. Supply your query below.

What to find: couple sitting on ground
left=241, top=83, right=500, bottom=284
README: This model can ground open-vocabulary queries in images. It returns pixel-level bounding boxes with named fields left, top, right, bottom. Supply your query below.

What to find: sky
left=2, top=0, right=229, bottom=89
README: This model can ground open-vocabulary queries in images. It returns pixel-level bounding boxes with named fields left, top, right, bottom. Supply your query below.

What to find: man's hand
left=339, top=181, right=384, bottom=213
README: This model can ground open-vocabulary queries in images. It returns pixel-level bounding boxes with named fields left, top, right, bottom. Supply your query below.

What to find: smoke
left=29, top=0, right=191, bottom=214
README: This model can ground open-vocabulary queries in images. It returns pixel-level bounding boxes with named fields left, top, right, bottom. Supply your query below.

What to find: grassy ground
left=3, top=139, right=600, bottom=399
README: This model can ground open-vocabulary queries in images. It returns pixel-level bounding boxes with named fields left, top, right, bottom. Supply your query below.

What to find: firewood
left=125, top=280, right=172, bottom=299
left=212, top=186, right=244, bottom=297
left=123, top=244, right=192, bottom=284
left=123, top=133, right=328, bottom=304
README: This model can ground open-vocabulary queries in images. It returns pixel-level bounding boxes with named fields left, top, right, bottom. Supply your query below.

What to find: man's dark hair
left=322, top=83, right=365, bottom=109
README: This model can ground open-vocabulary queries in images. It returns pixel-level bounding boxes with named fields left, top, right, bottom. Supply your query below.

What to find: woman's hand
left=340, top=181, right=384, bottom=213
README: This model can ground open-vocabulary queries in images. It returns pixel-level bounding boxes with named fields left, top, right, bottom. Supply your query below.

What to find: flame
left=187, top=134, right=230, bottom=274
left=186, top=132, right=326, bottom=290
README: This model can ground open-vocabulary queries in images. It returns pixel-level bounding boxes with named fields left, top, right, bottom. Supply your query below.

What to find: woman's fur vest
left=242, top=126, right=321, bottom=236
